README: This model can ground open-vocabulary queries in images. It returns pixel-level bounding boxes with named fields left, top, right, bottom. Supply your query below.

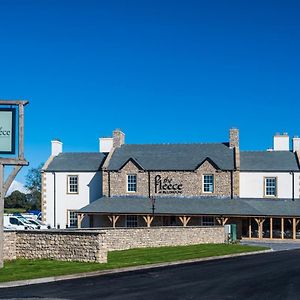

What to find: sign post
left=0, top=100, right=29, bottom=268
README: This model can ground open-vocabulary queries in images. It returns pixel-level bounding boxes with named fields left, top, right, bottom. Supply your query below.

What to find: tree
left=4, top=190, right=27, bottom=209
left=25, top=163, right=44, bottom=210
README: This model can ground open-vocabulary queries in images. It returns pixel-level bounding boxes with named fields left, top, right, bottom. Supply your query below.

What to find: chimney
left=273, top=133, right=289, bottom=151
left=229, top=128, right=239, bottom=149
left=292, top=136, right=300, bottom=152
left=113, top=129, right=125, bottom=148
left=229, top=128, right=240, bottom=170
left=99, top=137, right=113, bottom=153
left=51, top=139, right=62, bottom=156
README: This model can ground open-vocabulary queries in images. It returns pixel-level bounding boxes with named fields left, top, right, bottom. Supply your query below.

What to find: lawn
left=0, top=244, right=268, bottom=283
left=4, top=208, right=26, bottom=214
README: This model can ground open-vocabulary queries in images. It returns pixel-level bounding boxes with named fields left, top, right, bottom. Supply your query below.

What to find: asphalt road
left=1, top=250, right=300, bottom=300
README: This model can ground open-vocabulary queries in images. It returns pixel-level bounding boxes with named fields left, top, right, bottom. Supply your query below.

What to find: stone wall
left=106, top=160, right=232, bottom=197
left=3, top=230, right=107, bottom=263
left=102, top=226, right=225, bottom=251
left=3, top=231, right=17, bottom=260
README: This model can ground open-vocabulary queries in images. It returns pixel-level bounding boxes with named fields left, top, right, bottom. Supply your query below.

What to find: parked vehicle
left=4, top=215, right=35, bottom=230
left=26, top=218, right=50, bottom=229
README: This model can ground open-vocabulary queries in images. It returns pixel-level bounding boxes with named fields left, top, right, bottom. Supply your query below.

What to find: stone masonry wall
left=3, top=230, right=107, bottom=263
left=107, top=160, right=232, bottom=197
left=102, top=226, right=225, bottom=251
left=3, top=231, right=17, bottom=260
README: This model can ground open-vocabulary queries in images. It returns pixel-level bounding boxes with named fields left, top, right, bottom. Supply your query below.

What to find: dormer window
left=264, top=177, right=277, bottom=197
left=127, top=174, right=137, bottom=192
left=203, top=174, right=214, bottom=193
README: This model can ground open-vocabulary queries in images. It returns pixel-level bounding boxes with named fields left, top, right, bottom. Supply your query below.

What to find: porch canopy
left=78, top=196, right=300, bottom=217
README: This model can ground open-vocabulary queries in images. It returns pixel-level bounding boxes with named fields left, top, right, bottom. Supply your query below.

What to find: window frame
left=125, top=215, right=138, bottom=227
left=67, top=175, right=79, bottom=194
left=201, top=216, right=215, bottom=226
left=67, top=210, right=78, bottom=228
left=264, top=176, right=278, bottom=198
left=202, top=174, right=215, bottom=193
left=127, top=174, right=137, bottom=193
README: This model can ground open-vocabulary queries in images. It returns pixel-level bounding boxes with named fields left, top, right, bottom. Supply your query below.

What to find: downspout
left=292, top=172, right=295, bottom=201
left=230, top=170, right=234, bottom=199
left=52, top=172, right=56, bottom=228
left=148, top=171, right=151, bottom=198
left=108, top=171, right=111, bottom=197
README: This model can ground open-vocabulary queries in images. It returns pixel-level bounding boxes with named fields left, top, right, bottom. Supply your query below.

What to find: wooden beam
left=254, top=218, right=265, bottom=239
left=0, top=100, right=29, bottom=106
left=179, top=216, right=191, bottom=227
left=270, top=218, right=273, bottom=239
left=293, top=218, right=296, bottom=240
left=216, top=217, right=229, bottom=226
left=249, top=218, right=251, bottom=238
left=77, top=213, right=84, bottom=228
left=142, top=215, right=154, bottom=227
left=0, top=158, right=28, bottom=166
left=3, top=166, right=22, bottom=195
left=0, top=164, right=4, bottom=268
left=281, top=218, right=284, bottom=240
left=18, top=103, right=24, bottom=159
left=108, top=215, right=120, bottom=228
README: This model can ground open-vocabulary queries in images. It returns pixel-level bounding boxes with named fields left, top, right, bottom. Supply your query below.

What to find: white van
left=4, top=215, right=35, bottom=230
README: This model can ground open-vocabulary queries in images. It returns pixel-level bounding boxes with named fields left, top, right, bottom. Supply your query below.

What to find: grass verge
left=0, top=244, right=269, bottom=283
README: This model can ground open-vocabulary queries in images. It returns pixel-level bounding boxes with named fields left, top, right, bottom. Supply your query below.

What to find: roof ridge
left=122, top=142, right=228, bottom=146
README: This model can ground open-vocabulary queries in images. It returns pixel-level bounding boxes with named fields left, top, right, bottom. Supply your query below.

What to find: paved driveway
left=1, top=250, right=300, bottom=299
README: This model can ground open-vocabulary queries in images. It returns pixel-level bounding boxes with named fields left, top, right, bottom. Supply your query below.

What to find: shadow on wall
left=88, top=172, right=103, bottom=204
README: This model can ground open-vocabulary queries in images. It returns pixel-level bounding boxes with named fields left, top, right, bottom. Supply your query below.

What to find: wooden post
left=281, top=218, right=284, bottom=240
left=0, top=164, right=4, bottom=268
left=216, top=217, right=229, bottom=226
left=179, top=216, right=191, bottom=227
left=293, top=218, right=296, bottom=240
left=0, top=100, right=29, bottom=269
left=249, top=218, right=251, bottom=238
left=108, top=215, right=120, bottom=228
left=254, top=218, right=265, bottom=239
left=270, top=218, right=273, bottom=239
left=142, top=215, right=154, bottom=227
left=77, top=214, right=84, bottom=228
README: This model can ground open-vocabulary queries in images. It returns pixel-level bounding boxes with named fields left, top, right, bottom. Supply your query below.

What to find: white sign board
left=0, top=108, right=15, bottom=154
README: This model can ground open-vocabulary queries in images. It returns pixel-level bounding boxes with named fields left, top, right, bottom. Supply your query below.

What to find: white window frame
left=125, top=215, right=138, bottom=227
left=264, top=177, right=277, bottom=197
left=202, top=174, right=214, bottom=193
left=127, top=174, right=137, bottom=193
left=68, top=210, right=78, bottom=228
left=67, top=175, right=79, bottom=194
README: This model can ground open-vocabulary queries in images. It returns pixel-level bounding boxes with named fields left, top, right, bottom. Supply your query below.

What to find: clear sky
left=0, top=0, right=300, bottom=183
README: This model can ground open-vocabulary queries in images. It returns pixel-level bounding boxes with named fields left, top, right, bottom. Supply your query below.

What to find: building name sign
left=0, top=108, right=16, bottom=154
left=154, top=175, right=183, bottom=194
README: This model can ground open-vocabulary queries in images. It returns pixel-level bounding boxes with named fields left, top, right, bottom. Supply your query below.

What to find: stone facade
left=105, top=160, right=232, bottom=197
left=102, top=226, right=225, bottom=251
left=3, top=230, right=107, bottom=263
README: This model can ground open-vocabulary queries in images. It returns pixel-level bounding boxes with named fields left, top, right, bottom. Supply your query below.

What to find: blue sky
left=1, top=0, right=300, bottom=183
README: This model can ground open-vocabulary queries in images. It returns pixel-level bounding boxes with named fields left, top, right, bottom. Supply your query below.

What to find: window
left=202, top=216, right=215, bottom=226
left=68, top=211, right=78, bottom=228
left=265, top=177, right=277, bottom=197
left=203, top=174, right=214, bottom=193
left=67, top=175, right=78, bottom=194
left=126, top=215, right=138, bottom=227
left=127, top=174, right=137, bottom=192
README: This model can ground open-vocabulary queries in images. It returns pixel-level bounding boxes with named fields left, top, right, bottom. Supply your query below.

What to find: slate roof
left=45, top=153, right=107, bottom=172
left=240, top=151, right=299, bottom=171
left=78, top=196, right=300, bottom=217
left=107, top=143, right=234, bottom=171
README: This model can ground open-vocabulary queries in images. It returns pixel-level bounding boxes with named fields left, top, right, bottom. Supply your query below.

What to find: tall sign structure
left=0, top=100, right=29, bottom=268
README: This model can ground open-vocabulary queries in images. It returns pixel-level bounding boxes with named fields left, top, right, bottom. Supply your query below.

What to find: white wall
left=44, top=171, right=102, bottom=229
left=240, top=172, right=300, bottom=199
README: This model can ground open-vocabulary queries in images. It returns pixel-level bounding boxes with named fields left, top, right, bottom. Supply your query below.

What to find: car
left=26, top=218, right=50, bottom=229
left=4, top=215, right=35, bottom=230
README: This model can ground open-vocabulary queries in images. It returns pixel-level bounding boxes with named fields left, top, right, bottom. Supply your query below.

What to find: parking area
left=241, top=240, right=300, bottom=251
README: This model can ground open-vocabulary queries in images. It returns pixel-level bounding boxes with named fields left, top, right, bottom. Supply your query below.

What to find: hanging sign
left=0, top=108, right=16, bottom=154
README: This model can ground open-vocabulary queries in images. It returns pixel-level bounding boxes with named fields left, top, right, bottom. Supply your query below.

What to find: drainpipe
left=52, top=172, right=56, bottom=227
left=292, top=172, right=295, bottom=201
